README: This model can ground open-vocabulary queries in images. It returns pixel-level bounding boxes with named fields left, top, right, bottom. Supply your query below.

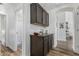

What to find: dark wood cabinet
left=43, top=10, right=49, bottom=26
left=37, top=4, right=43, bottom=24
left=30, top=35, right=43, bottom=56
left=49, top=34, right=53, bottom=50
left=44, top=36, right=49, bottom=55
left=46, top=13, right=49, bottom=26
left=30, top=34, right=53, bottom=56
left=43, top=10, right=46, bottom=25
left=30, top=3, right=49, bottom=27
left=30, top=3, right=37, bottom=24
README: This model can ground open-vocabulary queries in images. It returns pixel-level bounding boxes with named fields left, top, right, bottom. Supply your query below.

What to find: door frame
left=15, top=8, right=24, bottom=56
left=0, top=14, right=6, bottom=46
left=73, top=10, right=79, bottom=53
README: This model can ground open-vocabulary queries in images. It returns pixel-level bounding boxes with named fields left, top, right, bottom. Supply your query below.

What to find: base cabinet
left=44, top=36, right=49, bottom=55
left=30, top=34, right=53, bottom=56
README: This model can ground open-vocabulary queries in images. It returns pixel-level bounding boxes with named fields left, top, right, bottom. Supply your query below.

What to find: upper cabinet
left=30, top=3, right=49, bottom=27
left=43, top=10, right=49, bottom=26
left=37, top=4, right=43, bottom=24
left=30, top=3, right=37, bottom=24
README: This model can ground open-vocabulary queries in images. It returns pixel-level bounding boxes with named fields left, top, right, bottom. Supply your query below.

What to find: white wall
left=5, top=4, right=17, bottom=51
left=23, top=4, right=30, bottom=56
left=0, top=5, right=5, bottom=15
left=48, top=10, right=56, bottom=47
left=30, top=24, right=49, bottom=34
left=0, top=5, right=6, bottom=44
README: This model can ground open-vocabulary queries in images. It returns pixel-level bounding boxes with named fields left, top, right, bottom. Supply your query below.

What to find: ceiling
left=40, top=3, right=79, bottom=11
left=2, top=3, right=79, bottom=12
left=40, top=3, right=65, bottom=10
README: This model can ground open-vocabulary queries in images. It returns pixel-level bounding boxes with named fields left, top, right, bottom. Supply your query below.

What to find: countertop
left=30, top=34, right=53, bottom=37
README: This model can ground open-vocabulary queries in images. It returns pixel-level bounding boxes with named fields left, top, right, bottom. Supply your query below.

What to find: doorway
left=56, top=11, right=74, bottom=51
left=0, top=9, right=24, bottom=56
left=56, top=12, right=67, bottom=50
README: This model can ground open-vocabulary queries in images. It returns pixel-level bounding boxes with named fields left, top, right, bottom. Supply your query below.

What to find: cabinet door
left=37, top=4, right=43, bottom=24
left=49, top=34, right=53, bottom=50
left=30, top=4, right=37, bottom=24
left=46, top=13, right=49, bottom=26
left=43, top=10, right=49, bottom=26
left=30, top=35, right=43, bottom=56
left=43, top=10, right=47, bottom=26
left=44, top=36, right=49, bottom=55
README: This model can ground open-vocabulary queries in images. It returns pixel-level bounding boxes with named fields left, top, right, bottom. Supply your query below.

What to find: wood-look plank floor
left=47, top=48, right=79, bottom=56
left=0, top=45, right=22, bottom=56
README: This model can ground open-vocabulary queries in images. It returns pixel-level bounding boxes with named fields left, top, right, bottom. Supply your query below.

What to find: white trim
left=0, top=12, right=6, bottom=15
left=73, top=49, right=79, bottom=54
left=15, top=6, right=24, bottom=55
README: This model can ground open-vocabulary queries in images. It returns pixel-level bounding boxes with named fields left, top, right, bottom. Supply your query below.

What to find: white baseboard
left=73, top=49, right=79, bottom=54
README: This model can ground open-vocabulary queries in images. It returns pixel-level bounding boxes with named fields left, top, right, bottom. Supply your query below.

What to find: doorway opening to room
left=55, top=11, right=74, bottom=52
left=0, top=9, right=24, bottom=56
